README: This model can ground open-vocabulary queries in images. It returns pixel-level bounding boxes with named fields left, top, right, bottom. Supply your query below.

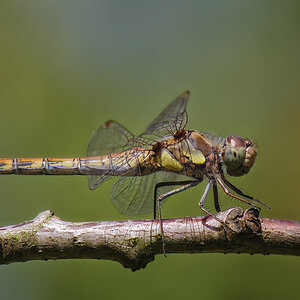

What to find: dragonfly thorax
left=152, top=130, right=216, bottom=176
left=221, top=135, right=258, bottom=177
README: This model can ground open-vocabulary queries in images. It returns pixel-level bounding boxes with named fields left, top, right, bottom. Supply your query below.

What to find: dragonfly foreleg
left=154, top=180, right=199, bottom=256
left=220, top=173, right=270, bottom=210
left=216, top=175, right=261, bottom=210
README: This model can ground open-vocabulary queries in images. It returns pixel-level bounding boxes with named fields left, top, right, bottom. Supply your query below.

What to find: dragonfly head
left=221, top=136, right=258, bottom=177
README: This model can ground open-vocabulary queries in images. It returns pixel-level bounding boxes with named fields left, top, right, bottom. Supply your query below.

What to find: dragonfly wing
left=87, top=120, right=136, bottom=190
left=88, top=175, right=110, bottom=190
left=141, top=90, right=190, bottom=138
left=111, top=171, right=190, bottom=215
left=87, top=120, right=135, bottom=156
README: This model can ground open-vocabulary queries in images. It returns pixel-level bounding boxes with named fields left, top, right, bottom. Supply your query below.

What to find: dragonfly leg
left=216, top=175, right=261, bottom=210
left=154, top=180, right=199, bottom=256
left=198, top=180, right=225, bottom=224
left=154, top=180, right=199, bottom=219
left=213, top=182, right=220, bottom=212
left=220, top=173, right=270, bottom=210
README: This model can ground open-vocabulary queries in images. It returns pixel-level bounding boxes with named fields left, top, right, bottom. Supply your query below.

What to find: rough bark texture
left=0, top=207, right=299, bottom=271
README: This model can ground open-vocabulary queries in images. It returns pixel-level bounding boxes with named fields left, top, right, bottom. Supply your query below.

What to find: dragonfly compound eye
left=223, top=136, right=258, bottom=177
left=223, top=135, right=245, bottom=168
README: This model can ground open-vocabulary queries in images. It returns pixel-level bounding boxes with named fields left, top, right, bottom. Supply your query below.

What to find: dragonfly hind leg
left=154, top=180, right=199, bottom=256
left=154, top=180, right=199, bottom=219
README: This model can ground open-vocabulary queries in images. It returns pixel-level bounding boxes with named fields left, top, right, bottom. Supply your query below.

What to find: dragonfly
left=0, top=91, right=269, bottom=253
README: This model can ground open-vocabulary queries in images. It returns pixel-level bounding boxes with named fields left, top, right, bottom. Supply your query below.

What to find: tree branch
left=0, top=207, right=299, bottom=271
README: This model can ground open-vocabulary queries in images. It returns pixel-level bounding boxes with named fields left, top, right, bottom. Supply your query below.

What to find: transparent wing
left=87, top=120, right=135, bottom=156
left=111, top=171, right=190, bottom=215
left=87, top=120, right=151, bottom=189
left=140, top=90, right=190, bottom=138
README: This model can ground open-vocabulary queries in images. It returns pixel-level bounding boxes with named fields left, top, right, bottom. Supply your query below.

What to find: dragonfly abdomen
left=0, top=148, right=154, bottom=176
left=81, top=148, right=155, bottom=176
left=0, top=158, right=84, bottom=175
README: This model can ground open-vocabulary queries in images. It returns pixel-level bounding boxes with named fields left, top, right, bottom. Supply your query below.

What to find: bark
left=0, top=207, right=299, bottom=271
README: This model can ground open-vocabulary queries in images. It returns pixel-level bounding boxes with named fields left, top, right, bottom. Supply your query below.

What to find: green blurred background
left=0, top=1, right=299, bottom=299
